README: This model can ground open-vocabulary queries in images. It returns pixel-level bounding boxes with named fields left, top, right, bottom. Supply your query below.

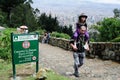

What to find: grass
left=0, top=61, right=12, bottom=80
left=0, top=61, right=71, bottom=80
left=46, top=71, right=71, bottom=80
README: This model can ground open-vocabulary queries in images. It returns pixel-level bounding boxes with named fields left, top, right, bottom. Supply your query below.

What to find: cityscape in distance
left=31, top=0, right=120, bottom=29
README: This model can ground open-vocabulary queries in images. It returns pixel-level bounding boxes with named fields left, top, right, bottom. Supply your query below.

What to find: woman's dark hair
left=78, top=13, right=87, bottom=23
left=78, top=16, right=87, bottom=23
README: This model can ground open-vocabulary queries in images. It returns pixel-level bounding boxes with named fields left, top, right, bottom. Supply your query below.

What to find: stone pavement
left=39, top=43, right=120, bottom=80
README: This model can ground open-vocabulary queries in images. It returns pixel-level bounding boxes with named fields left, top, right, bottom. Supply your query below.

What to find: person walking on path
left=70, top=26, right=89, bottom=77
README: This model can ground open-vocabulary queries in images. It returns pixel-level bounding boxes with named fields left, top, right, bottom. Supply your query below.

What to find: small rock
left=0, top=59, right=4, bottom=63
left=10, top=76, right=21, bottom=80
left=66, top=72, right=73, bottom=76
left=36, top=68, right=47, bottom=80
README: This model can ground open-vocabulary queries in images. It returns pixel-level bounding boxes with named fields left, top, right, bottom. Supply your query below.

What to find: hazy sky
left=88, top=0, right=120, bottom=4
left=32, top=0, right=120, bottom=4
left=31, top=0, right=120, bottom=27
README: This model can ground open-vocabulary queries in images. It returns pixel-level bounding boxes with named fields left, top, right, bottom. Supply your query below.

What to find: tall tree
left=0, top=0, right=27, bottom=26
left=37, top=13, right=60, bottom=32
left=63, top=25, right=68, bottom=34
left=62, top=25, right=73, bottom=36
left=68, top=25, right=73, bottom=36
left=10, top=2, right=38, bottom=31
left=0, top=10, right=6, bottom=26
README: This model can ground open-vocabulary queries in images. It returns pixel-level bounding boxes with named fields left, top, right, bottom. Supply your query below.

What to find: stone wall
left=39, top=36, right=120, bottom=61
left=89, top=42, right=120, bottom=61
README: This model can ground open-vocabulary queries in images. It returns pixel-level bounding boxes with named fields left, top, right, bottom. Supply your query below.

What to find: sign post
left=11, top=33, right=39, bottom=79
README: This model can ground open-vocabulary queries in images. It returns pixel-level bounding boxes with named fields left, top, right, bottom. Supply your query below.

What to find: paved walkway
left=39, top=43, right=120, bottom=80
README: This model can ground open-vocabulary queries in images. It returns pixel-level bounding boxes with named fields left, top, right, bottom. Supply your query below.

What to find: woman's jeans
left=73, top=52, right=85, bottom=74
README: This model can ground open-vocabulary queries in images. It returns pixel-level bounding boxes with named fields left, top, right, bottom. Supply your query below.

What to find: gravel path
left=39, top=43, right=120, bottom=80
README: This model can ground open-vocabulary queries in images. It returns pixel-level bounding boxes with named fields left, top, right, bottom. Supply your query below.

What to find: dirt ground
left=39, top=43, right=120, bottom=80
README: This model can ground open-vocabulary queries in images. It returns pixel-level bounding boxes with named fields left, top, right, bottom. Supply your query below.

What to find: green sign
left=11, top=33, right=39, bottom=79
left=12, top=33, right=39, bottom=64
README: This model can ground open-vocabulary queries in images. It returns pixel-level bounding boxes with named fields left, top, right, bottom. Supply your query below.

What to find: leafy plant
left=96, top=18, right=120, bottom=42
left=51, top=32, right=70, bottom=39
left=110, top=36, right=120, bottom=42
left=0, top=28, right=16, bottom=61
left=35, top=29, right=46, bottom=35
left=46, top=71, right=71, bottom=80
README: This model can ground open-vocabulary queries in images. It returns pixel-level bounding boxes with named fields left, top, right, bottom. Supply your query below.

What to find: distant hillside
left=31, top=0, right=120, bottom=29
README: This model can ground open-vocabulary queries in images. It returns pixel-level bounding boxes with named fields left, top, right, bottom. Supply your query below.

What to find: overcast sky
left=32, top=0, right=120, bottom=4
left=31, top=0, right=120, bottom=26
left=88, top=0, right=120, bottom=4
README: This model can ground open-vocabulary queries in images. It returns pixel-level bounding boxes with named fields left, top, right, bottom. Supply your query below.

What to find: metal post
left=13, top=64, right=16, bottom=80
left=36, top=61, right=39, bottom=73
left=36, top=33, right=39, bottom=73
left=11, top=33, right=16, bottom=80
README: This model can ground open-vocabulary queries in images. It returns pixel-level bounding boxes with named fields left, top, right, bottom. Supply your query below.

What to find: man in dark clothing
left=70, top=26, right=89, bottom=77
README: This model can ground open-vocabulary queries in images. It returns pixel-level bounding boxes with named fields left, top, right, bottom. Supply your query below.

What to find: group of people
left=70, top=13, right=90, bottom=77
left=42, top=32, right=50, bottom=44
left=17, top=13, right=90, bottom=78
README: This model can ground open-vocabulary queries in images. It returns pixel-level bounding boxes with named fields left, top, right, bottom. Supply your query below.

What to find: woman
left=74, top=13, right=89, bottom=40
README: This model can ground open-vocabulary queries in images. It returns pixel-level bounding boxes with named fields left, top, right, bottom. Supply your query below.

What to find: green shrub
left=110, top=36, right=120, bottom=42
left=46, top=70, right=71, bottom=80
left=97, top=18, right=120, bottom=41
left=0, top=28, right=16, bottom=61
left=51, top=32, right=70, bottom=39
left=35, top=30, right=70, bottom=39
left=35, top=29, right=46, bottom=35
